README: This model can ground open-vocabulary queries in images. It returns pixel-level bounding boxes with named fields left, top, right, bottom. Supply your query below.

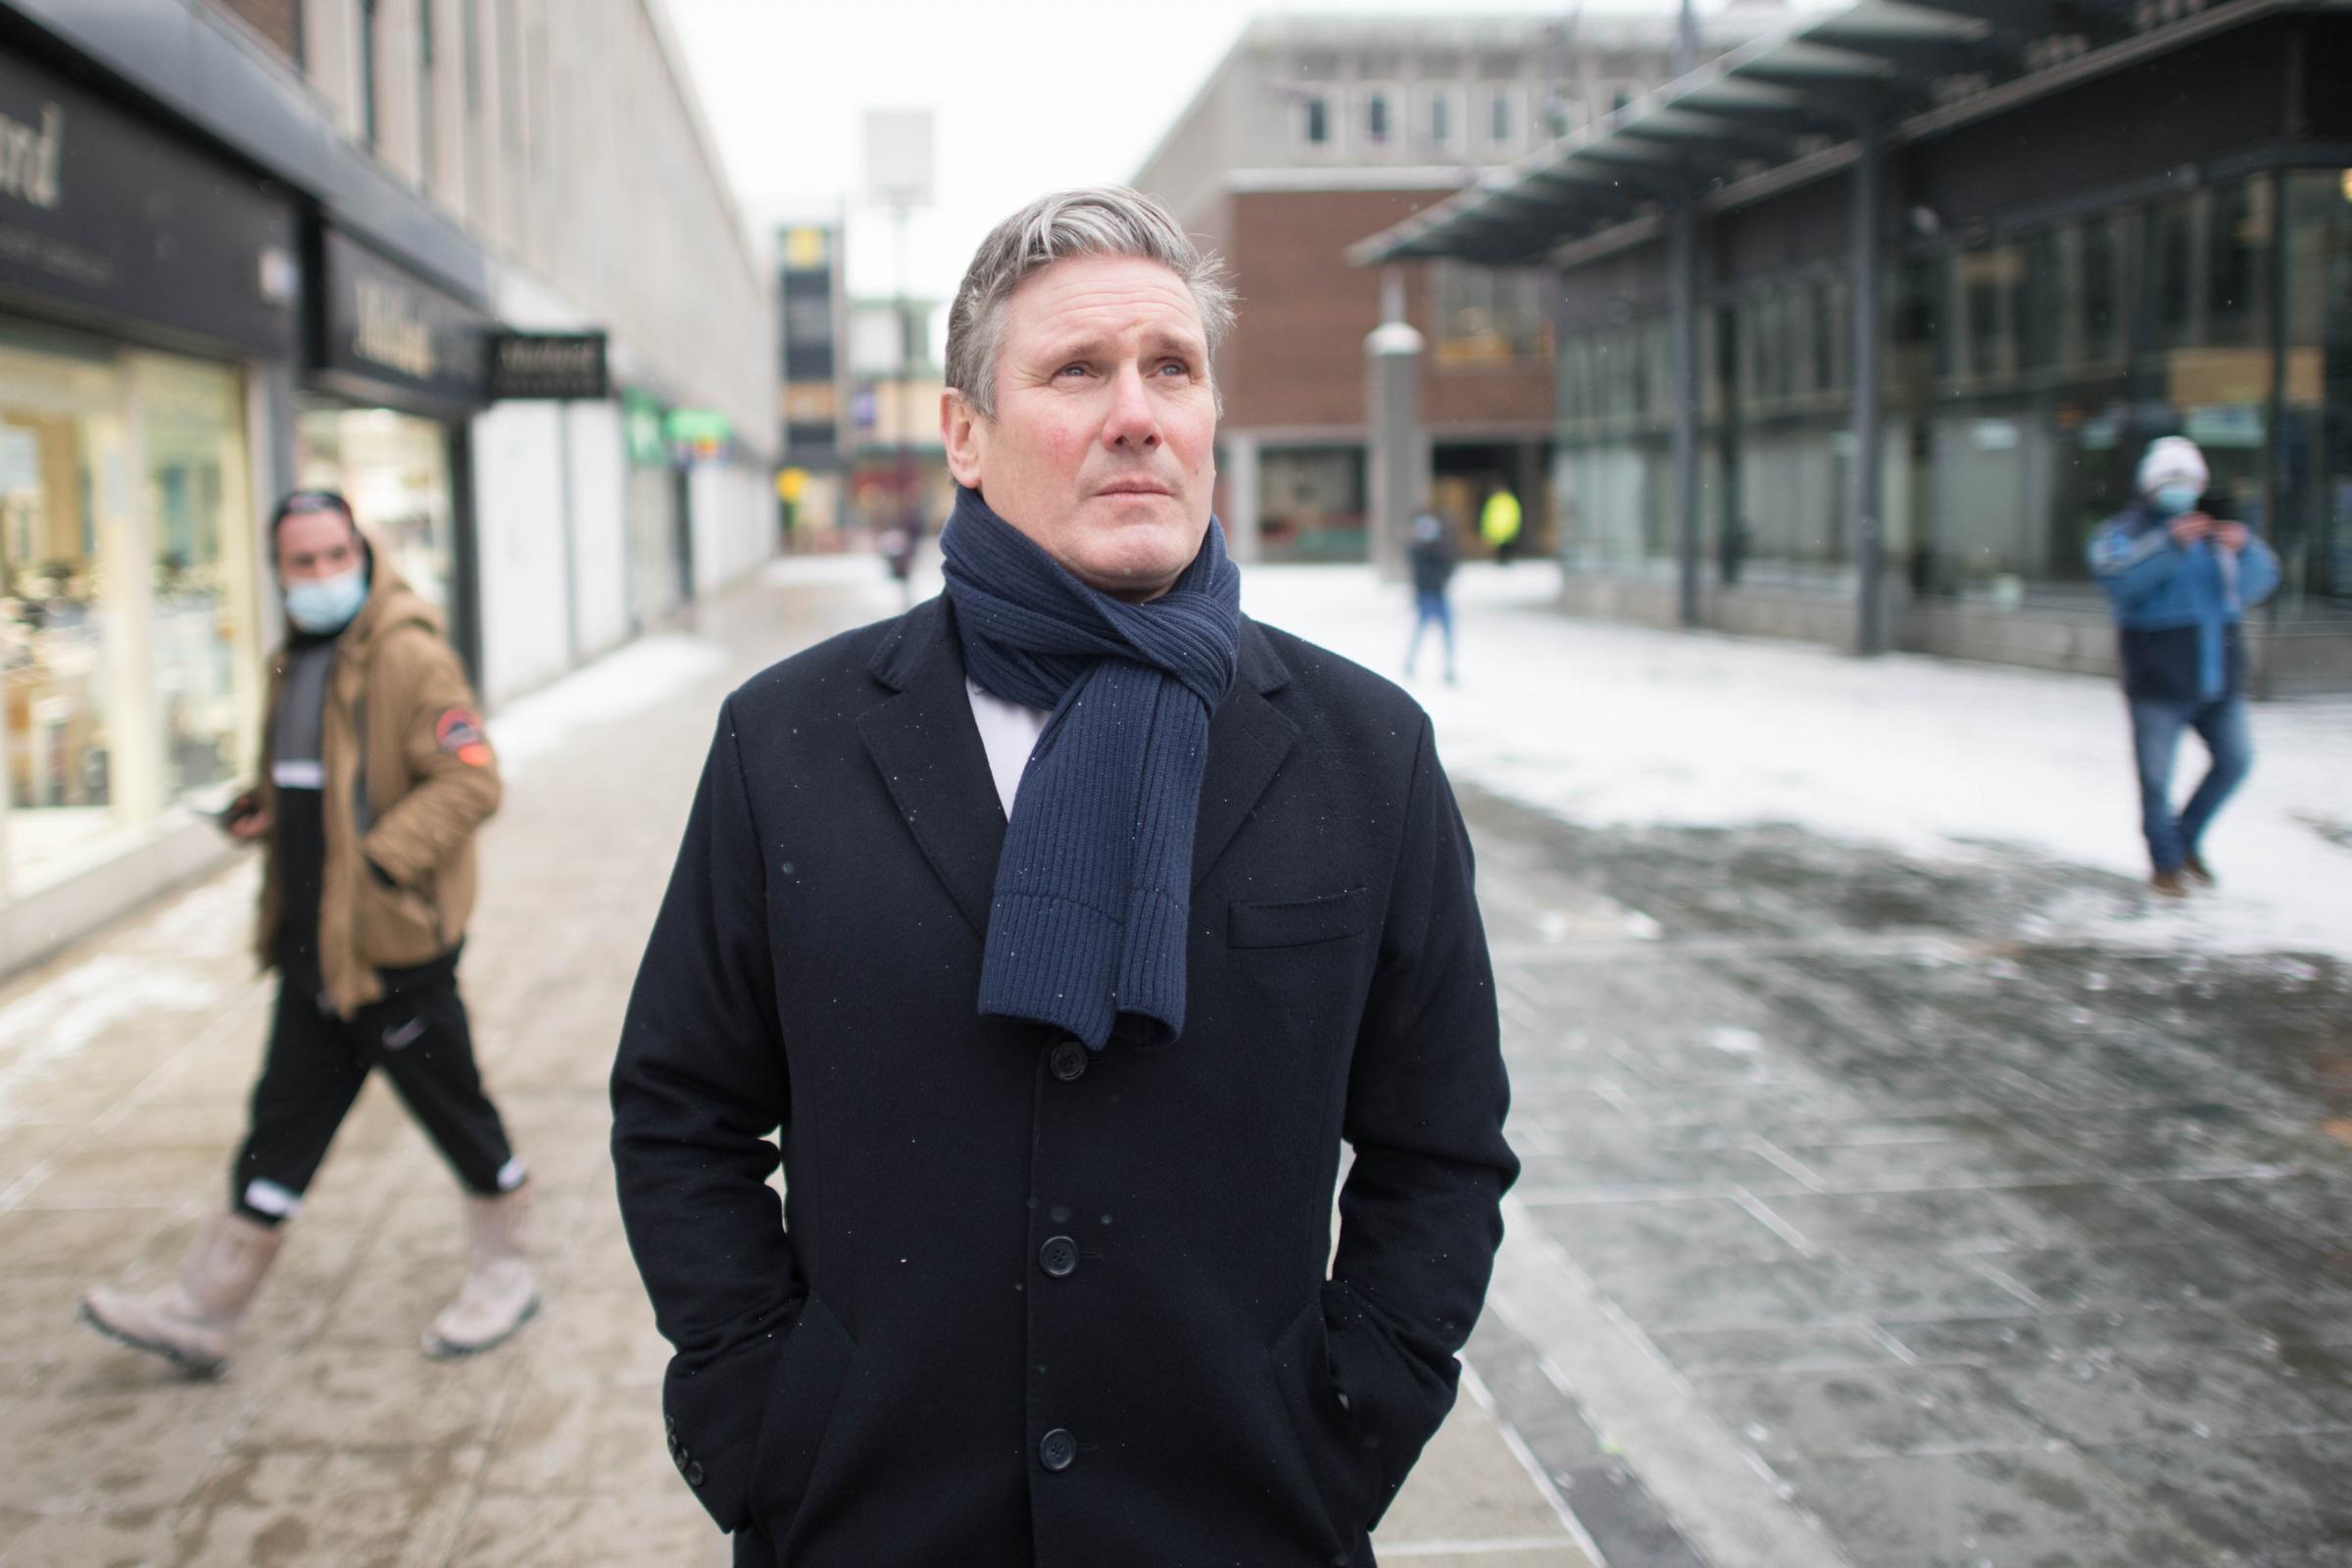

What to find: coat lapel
left=1191, top=618, right=1298, bottom=890
left=858, top=605, right=1298, bottom=925
left=857, top=600, right=1006, bottom=938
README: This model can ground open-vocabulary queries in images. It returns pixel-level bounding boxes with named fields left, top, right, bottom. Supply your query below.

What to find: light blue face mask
left=2151, top=481, right=2202, bottom=518
left=284, top=567, right=368, bottom=633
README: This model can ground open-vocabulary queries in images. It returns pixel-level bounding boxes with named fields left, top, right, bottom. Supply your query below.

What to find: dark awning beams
left=1348, top=0, right=2305, bottom=270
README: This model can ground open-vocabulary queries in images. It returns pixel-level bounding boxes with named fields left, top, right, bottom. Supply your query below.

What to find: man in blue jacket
left=2086, top=436, right=2280, bottom=896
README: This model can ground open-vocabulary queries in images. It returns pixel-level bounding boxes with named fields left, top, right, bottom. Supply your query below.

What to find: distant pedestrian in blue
left=2087, top=435, right=2279, bottom=897
left=1405, top=505, right=1458, bottom=684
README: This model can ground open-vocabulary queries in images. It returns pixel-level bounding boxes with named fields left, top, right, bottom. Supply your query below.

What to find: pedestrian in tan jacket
left=81, top=489, right=537, bottom=1375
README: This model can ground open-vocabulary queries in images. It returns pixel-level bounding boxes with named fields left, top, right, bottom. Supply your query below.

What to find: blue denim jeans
left=2129, top=694, right=2253, bottom=873
left=1405, top=590, right=1454, bottom=677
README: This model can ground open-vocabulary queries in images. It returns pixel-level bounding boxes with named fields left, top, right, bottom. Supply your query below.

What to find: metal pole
left=558, top=405, right=579, bottom=666
left=1849, top=110, right=1887, bottom=657
left=1366, top=267, right=1424, bottom=584
left=2256, top=162, right=2292, bottom=699
left=1672, top=191, right=1701, bottom=628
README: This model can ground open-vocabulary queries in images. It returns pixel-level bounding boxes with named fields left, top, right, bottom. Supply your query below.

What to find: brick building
left=1133, top=9, right=1780, bottom=561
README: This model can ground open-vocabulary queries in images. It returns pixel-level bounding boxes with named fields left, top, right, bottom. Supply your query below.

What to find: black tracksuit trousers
left=228, top=950, right=517, bottom=1224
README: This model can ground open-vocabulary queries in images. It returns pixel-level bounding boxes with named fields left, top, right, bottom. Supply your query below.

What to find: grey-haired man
left=612, top=187, right=1515, bottom=1567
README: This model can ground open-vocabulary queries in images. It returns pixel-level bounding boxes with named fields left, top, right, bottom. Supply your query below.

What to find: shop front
left=295, top=224, right=493, bottom=677
left=622, top=389, right=690, bottom=628
left=0, top=40, right=296, bottom=947
left=1359, top=1, right=2352, bottom=689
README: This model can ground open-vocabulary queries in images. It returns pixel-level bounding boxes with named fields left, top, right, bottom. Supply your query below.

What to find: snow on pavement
left=1244, top=563, right=2352, bottom=960
left=490, top=633, right=729, bottom=777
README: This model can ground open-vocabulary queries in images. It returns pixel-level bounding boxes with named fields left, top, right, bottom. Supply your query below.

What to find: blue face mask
left=2151, top=482, right=2202, bottom=518
left=284, top=567, right=368, bottom=633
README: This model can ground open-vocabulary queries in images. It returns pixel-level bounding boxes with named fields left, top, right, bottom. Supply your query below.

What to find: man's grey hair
left=946, top=186, right=1237, bottom=419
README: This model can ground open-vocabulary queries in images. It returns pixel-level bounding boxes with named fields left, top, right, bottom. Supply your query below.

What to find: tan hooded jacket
left=252, top=560, right=502, bottom=1017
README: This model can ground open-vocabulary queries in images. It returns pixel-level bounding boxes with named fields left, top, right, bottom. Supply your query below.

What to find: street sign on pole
left=861, top=110, right=935, bottom=209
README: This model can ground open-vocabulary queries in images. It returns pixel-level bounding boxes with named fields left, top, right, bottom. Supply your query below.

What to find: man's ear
left=942, top=391, right=986, bottom=489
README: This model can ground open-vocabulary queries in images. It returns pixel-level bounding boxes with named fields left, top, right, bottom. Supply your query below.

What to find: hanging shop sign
left=490, top=330, right=609, bottom=400
left=0, top=46, right=298, bottom=356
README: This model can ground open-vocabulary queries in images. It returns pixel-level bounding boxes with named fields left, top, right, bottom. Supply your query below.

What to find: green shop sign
left=663, top=409, right=733, bottom=449
left=623, top=392, right=668, bottom=467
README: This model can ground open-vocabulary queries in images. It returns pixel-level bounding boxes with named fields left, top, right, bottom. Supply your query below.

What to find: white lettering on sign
left=353, top=275, right=436, bottom=379
left=0, top=103, right=63, bottom=210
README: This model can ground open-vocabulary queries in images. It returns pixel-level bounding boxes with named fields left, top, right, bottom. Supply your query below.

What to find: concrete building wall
left=687, top=463, right=773, bottom=597
left=213, top=0, right=302, bottom=57
left=1134, top=73, right=1235, bottom=234
left=470, top=400, right=574, bottom=707
left=566, top=402, right=632, bottom=659
left=1146, top=12, right=1762, bottom=185
left=259, top=0, right=774, bottom=452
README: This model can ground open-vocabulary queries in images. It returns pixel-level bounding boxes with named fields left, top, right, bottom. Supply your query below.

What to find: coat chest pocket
left=1229, top=888, right=1371, bottom=949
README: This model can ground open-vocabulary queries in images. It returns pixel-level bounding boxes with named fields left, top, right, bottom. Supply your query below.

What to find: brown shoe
left=80, top=1211, right=284, bottom=1377
left=2182, top=853, right=2215, bottom=887
left=2151, top=868, right=2189, bottom=898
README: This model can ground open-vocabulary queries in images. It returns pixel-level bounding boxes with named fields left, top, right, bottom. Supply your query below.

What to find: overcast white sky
left=663, top=0, right=1699, bottom=305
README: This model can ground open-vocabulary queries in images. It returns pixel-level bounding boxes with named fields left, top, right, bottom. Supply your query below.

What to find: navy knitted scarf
left=940, top=484, right=1241, bottom=1051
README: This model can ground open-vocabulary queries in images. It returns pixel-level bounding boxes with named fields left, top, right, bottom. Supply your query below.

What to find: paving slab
left=8, top=562, right=2350, bottom=1567
left=0, top=565, right=1595, bottom=1568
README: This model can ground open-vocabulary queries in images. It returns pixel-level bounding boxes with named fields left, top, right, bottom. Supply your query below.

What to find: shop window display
left=295, top=404, right=460, bottom=626
left=0, top=326, right=260, bottom=897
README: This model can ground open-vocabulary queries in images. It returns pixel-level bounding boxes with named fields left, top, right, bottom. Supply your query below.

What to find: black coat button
left=1039, top=1427, right=1076, bottom=1471
left=685, top=1459, right=705, bottom=1487
left=1049, top=1041, right=1089, bottom=1082
left=1039, top=1236, right=1078, bottom=1278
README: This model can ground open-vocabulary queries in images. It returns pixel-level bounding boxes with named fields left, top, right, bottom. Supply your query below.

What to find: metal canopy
left=1348, top=0, right=2285, bottom=268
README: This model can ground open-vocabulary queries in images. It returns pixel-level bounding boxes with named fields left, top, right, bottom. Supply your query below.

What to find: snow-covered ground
left=491, top=633, right=727, bottom=777
left=1243, top=563, right=2352, bottom=961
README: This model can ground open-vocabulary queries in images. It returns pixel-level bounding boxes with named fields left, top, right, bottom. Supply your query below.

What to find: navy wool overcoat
left=611, top=596, right=1517, bottom=1567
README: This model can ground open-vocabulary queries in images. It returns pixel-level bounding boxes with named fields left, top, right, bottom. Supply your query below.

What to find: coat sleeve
left=2086, top=516, right=2181, bottom=614
left=1324, top=713, right=1517, bottom=1525
left=2237, top=532, right=2281, bottom=609
left=610, top=697, right=802, bottom=1536
left=360, top=629, right=502, bottom=885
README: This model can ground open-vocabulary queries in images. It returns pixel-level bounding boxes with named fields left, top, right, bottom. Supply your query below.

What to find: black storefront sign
left=314, top=224, right=492, bottom=411
left=0, top=47, right=298, bottom=356
left=490, top=330, right=609, bottom=399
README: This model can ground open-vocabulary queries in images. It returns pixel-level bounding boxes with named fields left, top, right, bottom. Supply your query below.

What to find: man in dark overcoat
left=611, top=185, right=1517, bottom=1567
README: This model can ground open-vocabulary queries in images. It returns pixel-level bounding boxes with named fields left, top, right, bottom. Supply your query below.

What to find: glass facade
left=1434, top=263, right=1555, bottom=368
left=295, top=402, right=462, bottom=621
left=623, top=391, right=690, bottom=626
left=2280, top=170, right=2352, bottom=604
left=1552, top=167, right=2352, bottom=616
left=1258, top=446, right=1367, bottom=563
left=0, top=322, right=262, bottom=898
left=1893, top=173, right=2336, bottom=608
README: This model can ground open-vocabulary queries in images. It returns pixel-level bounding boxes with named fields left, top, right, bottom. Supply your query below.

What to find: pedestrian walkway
left=14, top=553, right=2346, bottom=1567
left=0, top=559, right=1591, bottom=1568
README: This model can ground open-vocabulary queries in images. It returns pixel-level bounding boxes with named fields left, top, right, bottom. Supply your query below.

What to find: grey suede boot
left=80, top=1210, right=285, bottom=1377
left=422, top=1186, right=540, bottom=1358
